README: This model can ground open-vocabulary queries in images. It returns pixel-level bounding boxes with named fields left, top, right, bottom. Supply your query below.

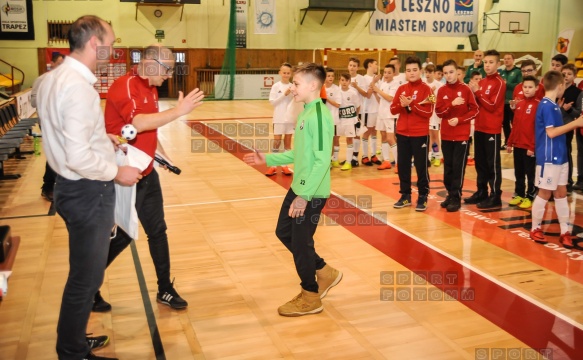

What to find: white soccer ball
left=121, top=124, right=137, bottom=141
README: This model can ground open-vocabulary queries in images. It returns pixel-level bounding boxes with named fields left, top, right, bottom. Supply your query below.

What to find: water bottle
left=33, top=136, right=40, bottom=155
left=432, top=142, right=438, bottom=153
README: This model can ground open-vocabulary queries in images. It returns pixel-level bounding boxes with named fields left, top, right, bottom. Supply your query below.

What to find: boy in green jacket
left=244, top=63, right=342, bottom=317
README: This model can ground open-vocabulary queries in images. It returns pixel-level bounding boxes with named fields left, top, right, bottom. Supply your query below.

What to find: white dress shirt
left=36, top=56, right=118, bottom=181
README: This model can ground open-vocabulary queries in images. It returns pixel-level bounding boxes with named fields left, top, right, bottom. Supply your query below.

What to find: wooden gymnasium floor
left=1, top=99, right=583, bottom=359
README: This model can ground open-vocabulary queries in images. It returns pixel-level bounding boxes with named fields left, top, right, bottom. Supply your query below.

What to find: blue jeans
left=54, top=176, right=115, bottom=360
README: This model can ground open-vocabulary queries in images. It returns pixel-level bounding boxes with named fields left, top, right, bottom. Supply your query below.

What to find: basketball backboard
left=499, top=11, right=530, bottom=34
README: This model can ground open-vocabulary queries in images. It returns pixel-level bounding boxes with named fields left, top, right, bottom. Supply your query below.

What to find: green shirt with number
left=266, top=98, right=334, bottom=201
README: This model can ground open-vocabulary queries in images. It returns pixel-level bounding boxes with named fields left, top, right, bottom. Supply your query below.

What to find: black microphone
left=155, top=155, right=181, bottom=175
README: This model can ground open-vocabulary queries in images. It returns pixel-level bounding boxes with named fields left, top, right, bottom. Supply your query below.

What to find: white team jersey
left=325, top=84, right=342, bottom=125
left=394, top=73, right=407, bottom=87
left=378, top=79, right=400, bottom=118
left=424, top=79, right=443, bottom=123
left=269, top=81, right=293, bottom=124
left=351, top=74, right=366, bottom=115
left=339, top=87, right=361, bottom=125
left=284, top=100, right=304, bottom=125
left=362, top=74, right=380, bottom=114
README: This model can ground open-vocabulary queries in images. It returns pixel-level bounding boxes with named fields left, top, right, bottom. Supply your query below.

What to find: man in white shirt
left=37, top=15, right=141, bottom=360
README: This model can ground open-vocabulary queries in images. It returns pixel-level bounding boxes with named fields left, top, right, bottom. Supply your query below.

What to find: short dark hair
left=522, top=75, right=539, bottom=86
left=68, top=15, right=108, bottom=52
left=404, top=56, right=421, bottom=69
left=326, top=67, right=335, bottom=73
left=520, top=59, right=536, bottom=69
left=340, top=73, right=351, bottom=81
left=442, top=59, right=457, bottom=69
left=562, top=63, right=577, bottom=75
left=484, top=49, right=500, bottom=61
left=504, top=53, right=515, bottom=59
left=281, top=62, right=292, bottom=69
left=363, top=58, right=376, bottom=70
left=294, top=62, right=326, bottom=85
left=385, top=64, right=395, bottom=72
left=435, top=65, right=444, bottom=72
left=51, top=52, right=64, bottom=63
left=542, top=70, right=565, bottom=91
left=348, top=57, right=360, bottom=66
left=425, top=64, right=436, bottom=73
left=471, top=70, right=482, bottom=78
left=552, top=54, right=568, bottom=65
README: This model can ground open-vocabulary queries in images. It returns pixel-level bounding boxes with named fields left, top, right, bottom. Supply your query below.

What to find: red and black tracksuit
left=473, top=73, right=506, bottom=197
left=507, top=97, right=539, bottom=200
left=435, top=81, right=479, bottom=201
left=390, top=79, right=433, bottom=197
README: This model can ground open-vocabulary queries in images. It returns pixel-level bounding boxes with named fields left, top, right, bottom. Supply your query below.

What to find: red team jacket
left=435, top=81, right=479, bottom=141
left=512, top=82, right=545, bottom=101
left=473, top=73, right=506, bottom=134
left=390, top=79, right=433, bottom=137
left=507, top=97, right=539, bottom=153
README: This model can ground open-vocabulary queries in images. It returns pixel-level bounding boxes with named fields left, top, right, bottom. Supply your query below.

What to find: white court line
left=332, top=190, right=583, bottom=331
left=164, top=195, right=284, bottom=209
left=191, top=121, right=583, bottom=330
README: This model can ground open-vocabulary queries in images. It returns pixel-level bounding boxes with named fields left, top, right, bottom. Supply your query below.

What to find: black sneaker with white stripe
left=157, top=287, right=188, bottom=310
left=86, top=334, right=109, bottom=350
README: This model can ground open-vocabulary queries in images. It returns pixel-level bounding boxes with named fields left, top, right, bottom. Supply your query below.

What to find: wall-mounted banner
left=235, top=0, right=247, bottom=48
left=254, top=0, right=276, bottom=34
left=0, top=0, right=35, bottom=40
left=370, top=0, right=479, bottom=37
left=552, top=29, right=575, bottom=58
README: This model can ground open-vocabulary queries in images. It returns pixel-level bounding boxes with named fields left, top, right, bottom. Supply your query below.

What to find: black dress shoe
left=41, top=189, right=53, bottom=202
left=440, top=196, right=452, bottom=208
left=477, top=195, right=502, bottom=209
left=464, top=191, right=487, bottom=204
left=446, top=198, right=461, bottom=212
left=92, top=291, right=112, bottom=313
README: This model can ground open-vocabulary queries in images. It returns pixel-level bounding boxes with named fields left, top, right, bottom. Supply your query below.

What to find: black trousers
left=441, top=140, right=469, bottom=199
left=42, top=162, right=57, bottom=192
left=106, top=169, right=172, bottom=292
left=474, top=131, right=502, bottom=195
left=566, top=129, right=575, bottom=186
left=275, top=189, right=327, bottom=293
left=577, top=129, right=583, bottom=183
left=502, top=104, right=514, bottom=144
left=396, top=134, right=430, bottom=196
left=513, top=147, right=536, bottom=199
left=54, top=176, right=115, bottom=360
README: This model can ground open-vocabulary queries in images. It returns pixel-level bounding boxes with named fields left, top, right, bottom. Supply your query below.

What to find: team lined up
left=266, top=50, right=583, bottom=248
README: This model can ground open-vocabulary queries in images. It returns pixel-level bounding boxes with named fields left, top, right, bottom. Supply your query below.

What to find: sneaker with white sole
left=157, top=286, right=188, bottom=310
left=316, top=264, right=343, bottom=299
left=278, top=289, right=323, bottom=317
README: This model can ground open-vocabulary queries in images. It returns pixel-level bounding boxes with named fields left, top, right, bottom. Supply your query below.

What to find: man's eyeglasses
left=521, top=68, right=535, bottom=73
left=154, top=58, right=174, bottom=75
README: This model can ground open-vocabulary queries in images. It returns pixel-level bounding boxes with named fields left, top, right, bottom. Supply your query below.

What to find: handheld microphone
left=154, top=155, right=181, bottom=175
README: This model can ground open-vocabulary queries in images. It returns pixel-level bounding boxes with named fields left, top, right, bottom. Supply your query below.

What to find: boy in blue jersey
left=243, top=63, right=342, bottom=317
left=530, top=71, right=583, bottom=248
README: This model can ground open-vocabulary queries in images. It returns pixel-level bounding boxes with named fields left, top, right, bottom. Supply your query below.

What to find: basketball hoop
left=511, top=29, right=523, bottom=34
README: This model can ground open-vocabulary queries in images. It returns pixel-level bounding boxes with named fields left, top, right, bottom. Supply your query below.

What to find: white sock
left=371, top=136, right=378, bottom=156
left=531, top=196, right=548, bottom=231
left=346, top=144, right=353, bottom=163
left=433, top=151, right=441, bottom=159
left=362, top=139, right=369, bottom=158
left=555, top=197, right=571, bottom=234
left=391, top=144, right=398, bottom=164
left=332, top=146, right=339, bottom=161
left=353, top=138, right=360, bottom=159
left=381, top=142, right=390, bottom=162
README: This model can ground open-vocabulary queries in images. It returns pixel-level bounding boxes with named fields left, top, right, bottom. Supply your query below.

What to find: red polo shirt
left=105, top=70, right=158, bottom=175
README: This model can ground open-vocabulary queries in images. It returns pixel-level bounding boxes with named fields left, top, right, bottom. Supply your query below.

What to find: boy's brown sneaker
left=278, top=289, right=323, bottom=317
left=316, top=264, right=343, bottom=299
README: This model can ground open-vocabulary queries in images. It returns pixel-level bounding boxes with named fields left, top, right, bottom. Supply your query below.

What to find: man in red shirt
left=390, top=56, right=434, bottom=211
left=96, top=45, right=204, bottom=311
left=466, top=49, right=506, bottom=209
left=435, top=59, right=479, bottom=212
